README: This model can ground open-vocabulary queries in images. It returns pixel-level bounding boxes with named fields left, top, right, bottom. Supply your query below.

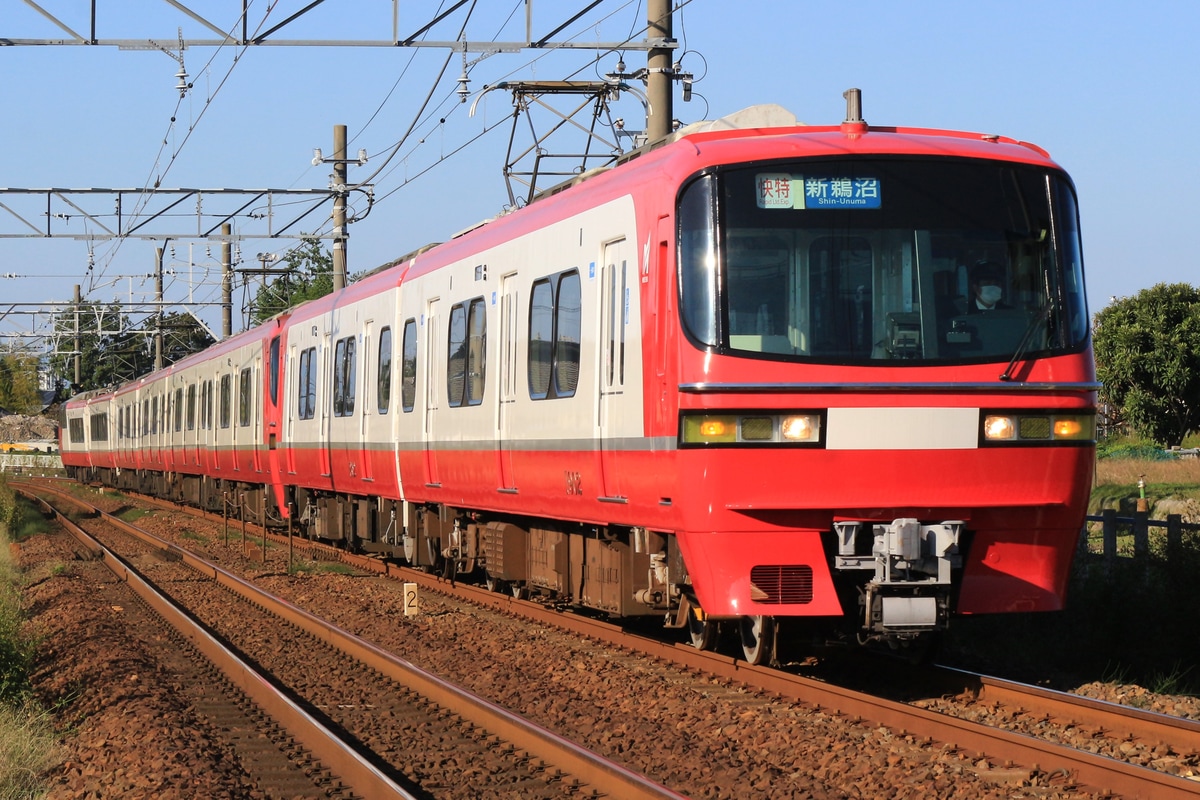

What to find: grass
left=0, top=482, right=59, bottom=798
left=946, top=438, right=1200, bottom=694
left=288, top=559, right=358, bottom=576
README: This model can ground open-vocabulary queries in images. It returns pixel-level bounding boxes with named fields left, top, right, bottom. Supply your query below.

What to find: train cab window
left=69, top=417, right=85, bottom=444
left=298, top=347, right=317, bottom=420
left=528, top=270, right=580, bottom=400
left=679, top=158, right=1089, bottom=364
left=238, top=367, right=252, bottom=427
left=401, top=319, right=417, bottom=413
left=377, top=326, right=392, bottom=414
left=447, top=297, right=486, bottom=407
left=186, top=384, right=196, bottom=431
left=333, top=336, right=356, bottom=417
left=219, top=374, right=231, bottom=429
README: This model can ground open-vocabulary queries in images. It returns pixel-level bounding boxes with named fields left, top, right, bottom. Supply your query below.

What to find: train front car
left=669, top=106, right=1096, bottom=663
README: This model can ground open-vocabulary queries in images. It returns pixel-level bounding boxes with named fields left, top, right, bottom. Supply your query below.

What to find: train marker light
left=1054, top=418, right=1083, bottom=438
left=781, top=414, right=819, bottom=442
left=983, top=415, right=1017, bottom=441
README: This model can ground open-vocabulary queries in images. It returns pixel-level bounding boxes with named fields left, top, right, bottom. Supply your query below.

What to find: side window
left=186, top=384, right=196, bottom=431
left=174, top=388, right=184, bottom=432
left=554, top=271, right=581, bottom=397
left=333, top=336, right=357, bottom=417
left=268, top=336, right=281, bottom=407
left=298, top=347, right=317, bottom=420
left=466, top=297, right=486, bottom=406
left=89, top=412, right=108, bottom=442
left=69, top=417, right=85, bottom=444
left=528, top=269, right=580, bottom=400
left=219, top=374, right=231, bottom=429
left=528, top=280, right=553, bottom=399
left=238, top=367, right=252, bottom=427
left=401, top=319, right=417, bottom=413
left=377, top=326, right=392, bottom=414
left=151, top=396, right=159, bottom=434
left=447, top=303, right=467, bottom=408
left=142, top=399, right=150, bottom=435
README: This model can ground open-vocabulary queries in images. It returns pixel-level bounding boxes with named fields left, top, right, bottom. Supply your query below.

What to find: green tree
left=250, top=239, right=335, bottom=324
left=49, top=301, right=149, bottom=393
left=158, top=311, right=216, bottom=365
left=1092, top=283, right=1200, bottom=447
left=0, top=351, right=42, bottom=414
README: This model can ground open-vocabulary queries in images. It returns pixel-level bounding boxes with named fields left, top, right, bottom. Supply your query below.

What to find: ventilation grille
left=749, top=565, right=814, bottom=604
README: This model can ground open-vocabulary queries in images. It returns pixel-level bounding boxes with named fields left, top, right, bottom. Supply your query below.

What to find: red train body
left=61, top=100, right=1097, bottom=662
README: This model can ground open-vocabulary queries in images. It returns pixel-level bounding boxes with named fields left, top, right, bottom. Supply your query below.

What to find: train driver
left=967, top=260, right=1012, bottom=313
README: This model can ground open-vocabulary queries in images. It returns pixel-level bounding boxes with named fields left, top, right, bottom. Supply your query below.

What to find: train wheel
left=687, top=605, right=719, bottom=651
left=739, top=615, right=775, bottom=666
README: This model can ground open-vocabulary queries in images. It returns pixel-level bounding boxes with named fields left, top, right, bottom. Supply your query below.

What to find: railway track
left=17, top=482, right=689, bottom=800
left=21, top=479, right=1200, bottom=798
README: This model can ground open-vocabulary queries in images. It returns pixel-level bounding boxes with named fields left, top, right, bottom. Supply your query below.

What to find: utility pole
left=221, top=223, right=232, bottom=339
left=73, top=284, right=81, bottom=390
left=331, top=124, right=348, bottom=293
left=155, top=246, right=164, bottom=371
left=646, top=0, right=674, bottom=142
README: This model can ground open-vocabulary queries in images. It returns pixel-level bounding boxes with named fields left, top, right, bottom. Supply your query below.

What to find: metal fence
left=0, top=453, right=64, bottom=476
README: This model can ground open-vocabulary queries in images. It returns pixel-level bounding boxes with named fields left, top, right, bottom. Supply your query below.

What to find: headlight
left=680, top=412, right=822, bottom=446
left=981, top=411, right=1094, bottom=444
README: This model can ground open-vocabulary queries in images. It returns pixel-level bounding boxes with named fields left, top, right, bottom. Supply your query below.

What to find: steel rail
left=38, top=479, right=1199, bottom=798
left=17, top=486, right=417, bottom=800
left=20, top=482, right=693, bottom=800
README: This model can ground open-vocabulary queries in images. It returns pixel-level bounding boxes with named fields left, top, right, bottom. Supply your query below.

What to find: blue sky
left=2, top=1, right=1198, bottom=341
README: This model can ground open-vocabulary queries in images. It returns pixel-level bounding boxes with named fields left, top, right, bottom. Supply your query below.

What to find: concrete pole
left=645, top=0, right=674, bottom=142
left=155, top=246, right=164, bottom=371
left=73, top=284, right=81, bottom=389
left=332, top=124, right=348, bottom=293
left=221, top=222, right=232, bottom=339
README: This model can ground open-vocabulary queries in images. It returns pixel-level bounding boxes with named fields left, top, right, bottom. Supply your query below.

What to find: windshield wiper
left=999, top=303, right=1052, bottom=381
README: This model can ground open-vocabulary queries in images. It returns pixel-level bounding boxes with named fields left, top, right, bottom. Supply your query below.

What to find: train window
left=298, top=347, right=317, bottom=420
left=401, top=319, right=417, bottom=413
left=219, top=374, right=231, bottom=429
left=174, top=388, right=184, bottom=432
left=238, top=367, right=252, bottom=427
left=143, top=399, right=150, bottom=436
left=680, top=158, right=1089, bottom=365
left=89, top=413, right=108, bottom=442
left=377, top=326, right=392, bottom=414
left=447, top=303, right=467, bottom=407
left=268, top=336, right=281, bottom=407
left=69, top=417, right=85, bottom=444
left=151, top=397, right=159, bottom=435
left=555, top=272, right=581, bottom=397
left=186, top=384, right=196, bottom=431
left=528, top=270, right=580, bottom=400
left=529, top=280, right=553, bottom=399
left=466, top=297, right=486, bottom=406
left=333, top=336, right=357, bottom=417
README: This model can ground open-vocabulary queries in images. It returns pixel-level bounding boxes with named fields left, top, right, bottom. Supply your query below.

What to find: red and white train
left=61, top=94, right=1097, bottom=663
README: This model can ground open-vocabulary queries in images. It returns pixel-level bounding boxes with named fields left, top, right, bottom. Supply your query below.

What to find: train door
left=497, top=273, right=518, bottom=491
left=319, top=332, right=333, bottom=478
left=598, top=239, right=628, bottom=500
left=285, top=345, right=298, bottom=475
left=359, top=321, right=375, bottom=483
left=423, top=297, right=442, bottom=487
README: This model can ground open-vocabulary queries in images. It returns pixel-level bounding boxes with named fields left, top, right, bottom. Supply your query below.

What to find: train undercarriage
left=69, top=466, right=965, bottom=666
